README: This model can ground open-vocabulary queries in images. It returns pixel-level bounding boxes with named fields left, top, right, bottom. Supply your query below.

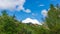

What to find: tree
left=45, top=4, right=60, bottom=34
left=0, top=10, right=18, bottom=34
left=0, top=10, right=32, bottom=34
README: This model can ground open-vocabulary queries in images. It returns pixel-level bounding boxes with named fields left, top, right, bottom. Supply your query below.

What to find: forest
left=0, top=4, right=60, bottom=34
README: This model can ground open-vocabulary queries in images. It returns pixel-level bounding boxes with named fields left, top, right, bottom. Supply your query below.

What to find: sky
left=0, top=0, right=60, bottom=25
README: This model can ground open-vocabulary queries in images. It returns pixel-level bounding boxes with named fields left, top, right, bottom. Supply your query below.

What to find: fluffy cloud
left=0, top=0, right=31, bottom=13
left=22, top=18, right=42, bottom=25
left=0, top=0, right=25, bottom=9
left=41, top=9, right=48, bottom=17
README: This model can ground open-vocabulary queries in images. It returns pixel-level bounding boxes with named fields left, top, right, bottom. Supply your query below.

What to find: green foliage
left=0, top=4, right=60, bottom=34
left=45, top=4, right=60, bottom=34
left=0, top=10, right=33, bottom=34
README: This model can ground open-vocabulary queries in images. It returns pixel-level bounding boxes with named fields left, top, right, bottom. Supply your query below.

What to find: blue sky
left=0, top=0, right=60, bottom=24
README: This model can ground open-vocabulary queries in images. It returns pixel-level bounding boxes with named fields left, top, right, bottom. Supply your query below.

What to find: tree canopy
left=0, top=4, right=60, bottom=34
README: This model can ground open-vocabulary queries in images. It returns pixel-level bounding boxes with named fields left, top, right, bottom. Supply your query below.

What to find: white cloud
left=39, top=4, right=45, bottom=6
left=24, top=9, right=31, bottom=13
left=41, top=9, right=48, bottom=17
left=0, top=0, right=25, bottom=10
left=0, top=0, right=31, bottom=13
left=22, top=18, right=42, bottom=25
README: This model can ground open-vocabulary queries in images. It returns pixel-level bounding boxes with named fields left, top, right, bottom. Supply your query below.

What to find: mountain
left=22, top=18, right=42, bottom=25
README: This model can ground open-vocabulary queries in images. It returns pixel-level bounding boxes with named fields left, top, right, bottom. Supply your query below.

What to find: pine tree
left=45, top=4, right=60, bottom=34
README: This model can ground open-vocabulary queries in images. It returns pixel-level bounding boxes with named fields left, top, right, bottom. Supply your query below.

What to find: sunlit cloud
left=0, top=0, right=31, bottom=13
left=41, top=9, right=48, bottom=17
